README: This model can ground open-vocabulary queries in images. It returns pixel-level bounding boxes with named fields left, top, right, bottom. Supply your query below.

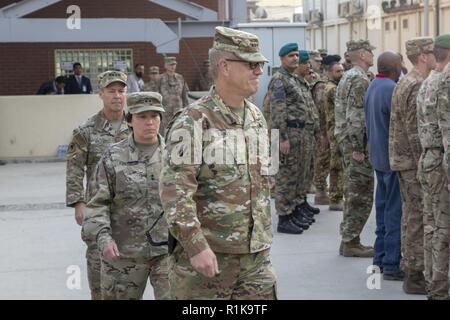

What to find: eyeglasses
left=225, top=59, right=265, bottom=70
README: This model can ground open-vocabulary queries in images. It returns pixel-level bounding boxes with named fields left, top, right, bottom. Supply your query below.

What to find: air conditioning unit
left=349, top=0, right=364, bottom=16
left=338, top=2, right=350, bottom=18
left=309, top=9, right=323, bottom=24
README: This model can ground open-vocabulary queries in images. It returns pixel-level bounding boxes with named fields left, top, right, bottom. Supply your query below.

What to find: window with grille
left=403, top=19, right=409, bottom=29
left=385, top=21, right=390, bottom=31
left=54, top=49, right=133, bottom=92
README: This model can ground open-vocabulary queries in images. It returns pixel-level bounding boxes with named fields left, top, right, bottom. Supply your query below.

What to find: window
left=385, top=21, right=390, bottom=31
left=393, top=21, right=397, bottom=30
left=54, top=49, right=133, bottom=92
left=403, top=19, right=409, bottom=29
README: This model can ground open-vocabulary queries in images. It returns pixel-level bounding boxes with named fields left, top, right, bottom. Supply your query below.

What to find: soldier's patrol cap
left=98, top=70, right=127, bottom=89
left=299, top=50, right=310, bottom=63
left=164, top=56, right=177, bottom=65
left=127, top=92, right=165, bottom=114
left=346, top=39, right=376, bottom=52
left=213, top=26, right=268, bottom=63
left=149, top=66, right=159, bottom=73
left=278, top=43, right=298, bottom=57
left=435, top=34, right=450, bottom=49
left=406, top=37, right=434, bottom=56
left=318, top=49, right=328, bottom=56
left=309, top=50, right=323, bottom=62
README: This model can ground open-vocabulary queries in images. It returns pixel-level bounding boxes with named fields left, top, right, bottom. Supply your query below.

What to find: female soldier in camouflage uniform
left=83, top=92, right=170, bottom=300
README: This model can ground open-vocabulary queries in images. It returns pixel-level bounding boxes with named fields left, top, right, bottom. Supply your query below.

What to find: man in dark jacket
left=364, top=51, right=403, bottom=280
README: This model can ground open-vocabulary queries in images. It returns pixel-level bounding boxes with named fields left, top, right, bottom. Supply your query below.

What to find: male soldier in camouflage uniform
left=322, top=55, right=344, bottom=211
left=66, top=71, right=130, bottom=299
left=268, top=44, right=317, bottom=235
left=335, top=40, right=375, bottom=257
left=421, top=34, right=450, bottom=300
left=194, top=59, right=213, bottom=91
left=160, top=26, right=277, bottom=299
left=296, top=51, right=321, bottom=214
left=144, top=66, right=160, bottom=92
left=83, top=92, right=169, bottom=300
left=390, top=37, right=436, bottom=294
left=310, top=51, right=331, bottom=205
left=158, top=56, right=189, bottom=135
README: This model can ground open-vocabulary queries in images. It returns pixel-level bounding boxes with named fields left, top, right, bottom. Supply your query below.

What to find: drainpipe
left=435, top=0, right=440, bottom=36
left=424, top=0, right=429, bottom=36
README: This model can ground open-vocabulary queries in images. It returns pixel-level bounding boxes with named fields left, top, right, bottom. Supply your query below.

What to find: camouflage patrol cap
left=127, top=92, right=165, bottom=114
left=98, top=70, right=127, bottom=89
left=406, top=37, right=434, bottom=56
left=309, top=50, right=323, bottom=61
left=347, top=39, right=376, bottom=52
left=149, top=66, right=159, bottom=73
left=318, top=49, right=328, bottom=56
left=164, top=56, right=177, bottom=65
left=213, top=26, right=268, bottom=63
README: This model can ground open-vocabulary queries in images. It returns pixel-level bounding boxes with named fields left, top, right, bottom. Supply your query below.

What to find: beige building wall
left=304, top=0, right=450, bottom=70
left=0, top=95, right=104, bottom=160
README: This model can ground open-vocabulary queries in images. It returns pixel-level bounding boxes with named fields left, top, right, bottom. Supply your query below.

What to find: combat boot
left=402, top=270, right=427, bottom=295
left=294, top=205, right=315, bottom=223
left=277, top=215, right=303, bottom=234
left=291, top=214, right=310, bottom=230
left=314, top=190, right=330, bottom=205
left=342, top=238, right=374, bottom=257
left=329, top=200, right=343, bottom=211
left=303, top=197, right=320, bottom=214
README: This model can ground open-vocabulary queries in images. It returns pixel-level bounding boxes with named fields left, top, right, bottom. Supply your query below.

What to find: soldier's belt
left=287, top=120, right=306, bottom=129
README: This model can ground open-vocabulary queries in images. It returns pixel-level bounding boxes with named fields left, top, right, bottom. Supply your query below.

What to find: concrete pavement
left=0, top=162, right=425, bottom=300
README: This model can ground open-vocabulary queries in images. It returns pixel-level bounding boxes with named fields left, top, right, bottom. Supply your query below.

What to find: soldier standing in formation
left=144, top=66, right=161, bottom=92
left=389, top=37, right=436, bottom=294
left=158, top=56, right=189, bottom=135
left=418, top=34, right=450, bottom=300
left=83, top=92, right=170, bottom=300
left=310, top=51, right=331, bottom=205
left=268, top=44, right=317, bottom=235
left=66, top=71, right=130, bottom=299
left=322, top=55, right=344, bottom=211
left=335, top=40, right=375, bottom=257
left=160, top=26, right=277, bottom=299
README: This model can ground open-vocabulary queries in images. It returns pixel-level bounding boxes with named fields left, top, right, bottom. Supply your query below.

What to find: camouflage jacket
left=389, top=68, right=424, bottom=171
left=335, top=65, right=370, bottom=153
left=66, top=110, right=129, bottom=207
left=268, top=67, right=316, bottom=141
left=143, top=78, right=160, bottom=93
left=324, top=79, right=339, bottom=142
left=158, top=72, right=189, bottom=116
left=437, top=63, right=450, bottom=181
left=311, top=76, right=328, bottom=137
left=83, top=134, right=168, bottom=259
left=160, top=87, right=273, bottom=258
left=298, top=76, right=320, bottom=134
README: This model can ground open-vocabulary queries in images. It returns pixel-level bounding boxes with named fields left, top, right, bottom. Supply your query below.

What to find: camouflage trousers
left=418, top=156, right=450, bottom=299
left=274, top=127, right=315, bottom=215
left=101, top=255, right=170, bottom=300
left=313, top=137, right=330, bottom=192
left=398, top=169, right=424, bottom=273
left=328, top=135, right=344, bottom=203
left=85, top=241, right=102, bottom=300
left=169, top=246, right=277, bottom=300
left=339, top=139, right=374, bottom=242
